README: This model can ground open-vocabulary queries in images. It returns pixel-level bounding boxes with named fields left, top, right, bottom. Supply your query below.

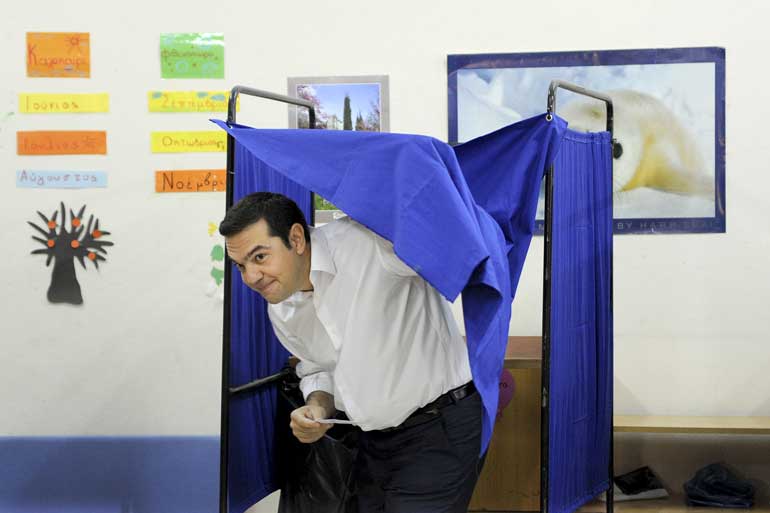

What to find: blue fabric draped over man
left=214, top=114, right=568, bottom=513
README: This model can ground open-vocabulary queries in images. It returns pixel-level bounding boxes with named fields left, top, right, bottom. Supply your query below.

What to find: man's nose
left=243, top=265, right=263, bottom=286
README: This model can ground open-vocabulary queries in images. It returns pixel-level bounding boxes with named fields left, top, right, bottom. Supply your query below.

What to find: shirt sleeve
left=268, top=304, right=335, bottom=400
left=296, top=360, right=335, bottom=400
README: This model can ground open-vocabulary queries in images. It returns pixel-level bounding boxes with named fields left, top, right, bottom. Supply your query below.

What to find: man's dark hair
left=219, top=192, right=310, bottom=248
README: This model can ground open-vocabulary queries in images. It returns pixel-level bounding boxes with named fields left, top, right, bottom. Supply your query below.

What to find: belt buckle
left=450, top=382, right=473, bottom=403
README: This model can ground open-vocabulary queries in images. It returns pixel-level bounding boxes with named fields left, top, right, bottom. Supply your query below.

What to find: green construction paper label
left=160, top=33, right=224, bottom=79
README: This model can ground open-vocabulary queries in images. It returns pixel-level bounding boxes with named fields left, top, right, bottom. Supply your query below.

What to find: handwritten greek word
left=161, top=48, right=218, bottom=61
left=20, top=93, right=109, bottom=114
left=148, top=91, right=235, bottom=113
left=27, top=32, right=90, bottom=78
left=16, top=170, right=107, bottom=189
left=150, top=131, right=226, bottom=153
left=155, top=170, right=227, bottom=193
left=17, top=131, right=107, bottom=155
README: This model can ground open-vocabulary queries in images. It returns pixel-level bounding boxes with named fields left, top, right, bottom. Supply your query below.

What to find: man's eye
left=254, top=254, right=266, bottom=262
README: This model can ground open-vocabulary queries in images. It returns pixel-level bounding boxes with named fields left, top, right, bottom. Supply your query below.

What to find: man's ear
left=289, top=223, right=307, bottom=254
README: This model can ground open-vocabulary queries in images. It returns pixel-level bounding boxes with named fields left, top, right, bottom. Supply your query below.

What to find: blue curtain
left=227, top=142, right=312, bottom=513
left=547, top=129, right=614, bottom=513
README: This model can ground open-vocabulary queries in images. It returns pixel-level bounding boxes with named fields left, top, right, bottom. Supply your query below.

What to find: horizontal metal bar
left=548, top=80, right=612, bottom=107
left=229, top=84, right=314, bottom=116
left=547, top=80, right=614, bottom=135
left=228, top=367, right=293, bottom=396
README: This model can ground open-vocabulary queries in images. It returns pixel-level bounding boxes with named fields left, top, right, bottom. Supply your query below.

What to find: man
left=221, top=191, right=482, bottom=513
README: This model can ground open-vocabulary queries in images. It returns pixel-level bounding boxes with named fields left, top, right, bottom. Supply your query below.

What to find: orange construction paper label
left=155, top=169, right=227, bottom=193
left=27, top=32, right=91, bottom=78
left=17, top=131, right=107, bottom=155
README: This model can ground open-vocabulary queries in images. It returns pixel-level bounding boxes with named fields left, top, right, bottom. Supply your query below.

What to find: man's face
left=225, top=219, right=308, bottom=304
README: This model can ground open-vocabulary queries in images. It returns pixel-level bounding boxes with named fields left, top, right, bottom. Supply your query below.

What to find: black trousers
left=352, top=390, right=484, bottom=513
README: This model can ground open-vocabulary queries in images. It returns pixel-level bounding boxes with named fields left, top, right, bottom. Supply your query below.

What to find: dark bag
left=683, top=462, right=755, bottom=508
left=614, top=466, right=665, bottom=495
left=275, top=372, right=358, bottom=513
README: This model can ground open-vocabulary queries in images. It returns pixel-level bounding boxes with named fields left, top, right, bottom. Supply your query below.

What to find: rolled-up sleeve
left=296, top=360, right=335, bottom=400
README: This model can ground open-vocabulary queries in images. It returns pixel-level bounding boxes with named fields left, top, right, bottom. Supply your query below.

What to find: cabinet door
left=469, top=367, right=542, bottom=511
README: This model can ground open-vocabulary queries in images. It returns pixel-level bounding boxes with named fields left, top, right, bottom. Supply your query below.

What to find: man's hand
left=290, top=404, right=333, bottom=443
left=290, top=390, right=336, bottom=443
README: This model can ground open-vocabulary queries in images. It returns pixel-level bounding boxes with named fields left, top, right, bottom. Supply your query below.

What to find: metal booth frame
left=540, top=80, right=615, bottom=513
left=217, top=81, right=615, bottom=513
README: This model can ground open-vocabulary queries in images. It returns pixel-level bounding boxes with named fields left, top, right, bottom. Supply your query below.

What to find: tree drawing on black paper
left=28, top=203, right=114, bottom=305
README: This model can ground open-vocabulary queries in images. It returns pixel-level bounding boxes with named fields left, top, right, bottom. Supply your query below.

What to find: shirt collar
left=309, top=226, right=336, bottom=276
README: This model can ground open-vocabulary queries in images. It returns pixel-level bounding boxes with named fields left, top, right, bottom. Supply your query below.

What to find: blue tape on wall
left=0, top=436, right=219, bottom=513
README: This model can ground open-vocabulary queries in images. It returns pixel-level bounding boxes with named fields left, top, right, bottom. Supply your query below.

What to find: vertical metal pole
left=540, top=87, right=557, bottom=513
left=540, top=161, right=554, bottom=513
left=219, top=88, right=240, bottom=513
left=607, top=117, right=616, bottom=513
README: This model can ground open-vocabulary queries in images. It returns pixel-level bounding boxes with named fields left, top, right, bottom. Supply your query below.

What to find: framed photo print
left=288, top=75, right=390, bottom=224
left=448, top=47, right=725, bottom=234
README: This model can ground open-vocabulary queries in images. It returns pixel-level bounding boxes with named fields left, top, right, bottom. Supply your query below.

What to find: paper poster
left=288, top=75, right=389, bottom=131
left=17, top=170, right=107, bottom=189
left=206, top=221, right=225, bottom=301
left=148, top=91, right=234, bottom=112
left=288, top=75, right=390, bottom=223
left=17, top=131, right=107, bottom=155
left=19, top=93, right=109, bottom=113
left=449, top=47, right=726, bottom=234
left=155, top=169, right=226, bottom=192
left=160, top=33, right=224, bottom=79
left=28, top=202, right=114, bottom=305
left=150, top=131, right=225, bottom=153
left=27, top=32, right=90, bottom=78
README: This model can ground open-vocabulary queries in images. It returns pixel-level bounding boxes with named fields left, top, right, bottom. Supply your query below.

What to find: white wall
left=1, top=0, right=768, bottom=448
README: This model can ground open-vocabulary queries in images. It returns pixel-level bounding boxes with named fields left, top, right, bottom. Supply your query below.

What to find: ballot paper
left=315, top=418, right=357, bottom=425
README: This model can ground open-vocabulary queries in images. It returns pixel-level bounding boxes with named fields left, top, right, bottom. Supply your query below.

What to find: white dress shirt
left=267, top=217, right=472, bottom=431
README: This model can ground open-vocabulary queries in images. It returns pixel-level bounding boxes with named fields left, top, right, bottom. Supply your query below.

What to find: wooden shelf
left=614, top=415, right=770, bottom=434
left=461, top=335, right=542, bottom=369
left=579, top=495, right=770, bottom=513
left=504, top=336, right=542, bottom=369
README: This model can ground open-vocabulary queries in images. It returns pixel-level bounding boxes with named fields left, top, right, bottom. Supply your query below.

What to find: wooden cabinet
left=469, top=337, right=543, bottom=512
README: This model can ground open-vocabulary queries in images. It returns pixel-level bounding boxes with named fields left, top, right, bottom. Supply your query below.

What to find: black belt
left=380, top=381, right=477, bottom=433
